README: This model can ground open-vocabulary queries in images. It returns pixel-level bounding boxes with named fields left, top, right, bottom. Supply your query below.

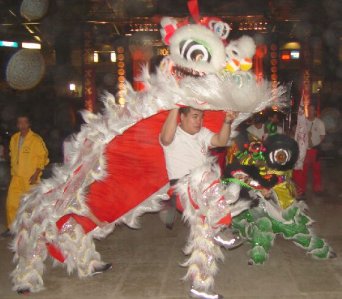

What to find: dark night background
left=0, top=0, right=341, bottom=163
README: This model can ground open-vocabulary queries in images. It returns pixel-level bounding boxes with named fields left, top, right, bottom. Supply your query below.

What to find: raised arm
left=211, top=110, right=239, bottom=147
left=160, top=108, right=179, bottom=146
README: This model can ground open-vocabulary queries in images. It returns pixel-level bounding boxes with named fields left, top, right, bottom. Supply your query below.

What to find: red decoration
left=187, top=0, right=200, bottom=23
left=254, top=45, right=267, bottom=82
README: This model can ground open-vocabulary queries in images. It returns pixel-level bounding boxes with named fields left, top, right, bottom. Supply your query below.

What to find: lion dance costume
left=224, top=134, right=336, bottom=266
left=11, top=1, right=290, bottom=297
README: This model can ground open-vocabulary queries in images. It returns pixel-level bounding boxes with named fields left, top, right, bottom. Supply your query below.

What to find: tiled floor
left=0, top=159, right=341, bottom=299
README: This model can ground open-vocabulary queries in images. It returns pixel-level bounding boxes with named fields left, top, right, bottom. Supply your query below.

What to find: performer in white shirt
left=246, top=114, right=265, bottom=141
left=161, top=107, right=236, bottom=180
left=160, top=107, right=241, bottom=240
left=293, top=104, right=326, bottom=198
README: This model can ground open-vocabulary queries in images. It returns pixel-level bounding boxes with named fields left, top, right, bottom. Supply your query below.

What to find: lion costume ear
left=160, top=17, right=190, bottom=45
left=160, top=17, right=179, bottom=45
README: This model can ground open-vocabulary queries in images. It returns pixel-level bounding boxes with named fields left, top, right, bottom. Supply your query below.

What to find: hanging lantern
left=20, top=0, right=49, bottom=21
left=6, top=49, right=45, bottom=90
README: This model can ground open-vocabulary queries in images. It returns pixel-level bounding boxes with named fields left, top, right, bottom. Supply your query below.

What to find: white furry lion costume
left=10, top=1, right=288, bottom=296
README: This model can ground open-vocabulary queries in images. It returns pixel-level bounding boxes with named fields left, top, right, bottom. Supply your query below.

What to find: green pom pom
left=232, top=219, right=248, bottom=238
left=270, top=218, right=309, bottom=238
left=293, top=233, right=311, bottom=248
left=234, top=210, right=255, bottom=223
left=282, top=206, right=298, bottom=221
left=296, top=213, right=311, bottom=226
left=256, top=217, right=272, bottom=232
left=250, top=245, right=268, bottom=264
left=311, top=245, right=330, bottom=259
left=309, top=236, right=325, bottom=251
left=251, top=227, right=274, bottom=251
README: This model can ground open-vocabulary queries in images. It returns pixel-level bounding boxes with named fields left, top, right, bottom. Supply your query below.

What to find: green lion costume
left=224, top=134, right=336, bottom=265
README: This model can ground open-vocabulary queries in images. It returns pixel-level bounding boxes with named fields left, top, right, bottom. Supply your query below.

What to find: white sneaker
left=213, top=230, right=243, bottom=250
left=189, top=288, right=223, bottom=299
left=91, top=263, right=112, bottom=276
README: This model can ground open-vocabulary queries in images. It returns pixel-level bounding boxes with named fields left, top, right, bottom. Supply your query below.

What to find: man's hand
left=29, top=169, right=41, bottom=185
left=224, top=110, right=239, bottom=124
left=211, top=110, right=239, bottom=147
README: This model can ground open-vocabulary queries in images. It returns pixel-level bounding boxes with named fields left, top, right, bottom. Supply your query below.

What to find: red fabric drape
left=48, top=110, right=225, bottom=262
left=86, top=110, right=225, bottom=223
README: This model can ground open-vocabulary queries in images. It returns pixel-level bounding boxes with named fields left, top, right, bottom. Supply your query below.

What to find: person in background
left=293, top=104, right=326, bottom=198
left=246, top=114, right=266, bottom=141
left=247, top=111, right=283, bottom=142
left=264, top=110, right=283, bottom=137
left=1, top=113, right=49, bottom=238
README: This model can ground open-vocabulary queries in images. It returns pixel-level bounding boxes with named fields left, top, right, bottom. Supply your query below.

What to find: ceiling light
left=0, top=40, right=19, bottom=48
left=22, top=42, right=41, bottom=49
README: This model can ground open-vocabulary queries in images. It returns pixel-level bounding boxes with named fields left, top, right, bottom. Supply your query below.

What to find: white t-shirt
left=306, top=117, right=325, bottom=147
left=161, top=126, right=214, bottom=180
left=247, top=124, right=283, bottom=141
left=247, top=124, right=266, bottom=140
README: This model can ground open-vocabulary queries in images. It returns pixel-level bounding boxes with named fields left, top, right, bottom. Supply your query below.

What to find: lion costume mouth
left=171, top=64, right=205, bottom=78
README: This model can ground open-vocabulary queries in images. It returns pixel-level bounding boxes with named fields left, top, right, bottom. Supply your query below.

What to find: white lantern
left=6, top=49, right=45, bottom=90
left=20, top=0, right=49, bottom=21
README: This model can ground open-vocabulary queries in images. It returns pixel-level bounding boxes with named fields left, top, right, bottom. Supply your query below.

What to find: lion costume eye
left=269, top=149, right=291, bottom=165
left=226, top=46, right=240, bottom=60
left=208, top=20, right=231, bottom=39
left=264, top=132, right=299, bottom=171
left=179, top=40, right=211, bottom=63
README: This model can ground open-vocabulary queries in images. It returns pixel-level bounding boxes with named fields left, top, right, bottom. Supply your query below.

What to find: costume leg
left=177, top=165, right=248, bottom=298
left=248, top=217, right=275, bottom=265
left=182, top=183, right=243, bottom=297
left=183, top=215, right=224, bottom=296
left=232, top=210, right=275, bottom=265
left=10, top=183, right=55, bottom=293
left=11, top=230, right=48, bottom=293
left=272, top=206, right=334, bottom=259
left=56, top=217, right=105, bottom=277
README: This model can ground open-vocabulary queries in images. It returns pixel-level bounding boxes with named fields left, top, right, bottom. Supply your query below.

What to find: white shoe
left=91, top=263, right=112, bottom=276
left=189, top=288, right=223, bottom=299
left=213, top=230, right=243, bottom=250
